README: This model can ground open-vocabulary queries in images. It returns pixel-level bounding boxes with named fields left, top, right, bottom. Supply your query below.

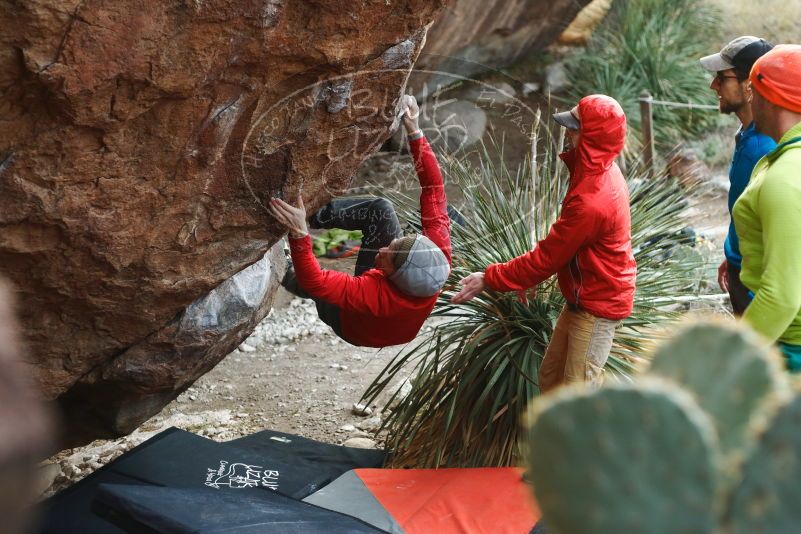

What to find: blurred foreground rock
left=0, top=281, right=51, bottom=533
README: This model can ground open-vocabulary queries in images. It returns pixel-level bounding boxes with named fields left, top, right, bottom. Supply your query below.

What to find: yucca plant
left=564, top=0, right=722, bottom=148
left=361, top=133, right=708, bottom=468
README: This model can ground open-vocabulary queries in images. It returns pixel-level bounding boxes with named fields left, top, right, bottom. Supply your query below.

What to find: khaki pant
left=539, top=305, right=621, bottom=393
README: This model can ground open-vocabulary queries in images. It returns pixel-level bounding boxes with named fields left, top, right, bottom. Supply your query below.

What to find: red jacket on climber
left=268, top=95, right=452, bottom=348
left=484, top=94, right=637, bottom=320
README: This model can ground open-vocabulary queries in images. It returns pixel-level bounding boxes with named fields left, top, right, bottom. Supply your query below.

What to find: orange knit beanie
left=750, top=44, right=801, bottom=114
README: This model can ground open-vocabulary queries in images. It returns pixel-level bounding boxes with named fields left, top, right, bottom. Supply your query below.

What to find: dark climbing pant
left=726, top=262, right=751, bottom=317
left=310, top=197, right=403, bottom=275
left=282, top=197, right=402, bottom=340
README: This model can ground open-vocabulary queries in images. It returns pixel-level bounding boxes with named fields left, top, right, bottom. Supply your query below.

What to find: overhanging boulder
left=0, top=0, right=445, bottom=445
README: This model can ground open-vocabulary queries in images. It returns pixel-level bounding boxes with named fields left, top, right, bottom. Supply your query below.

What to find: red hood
left=560, top=94, right=627, bottom=176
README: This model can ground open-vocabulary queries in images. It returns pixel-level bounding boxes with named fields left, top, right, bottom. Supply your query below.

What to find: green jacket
left=733, top=121, right=801, bottom=344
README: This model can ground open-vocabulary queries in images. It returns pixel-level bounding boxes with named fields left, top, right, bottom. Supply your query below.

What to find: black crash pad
left=37, top=427, right=330, bottom=534
left=227, top=428, right=386, bottom=480
left=95, top=484, right=384, bottom=533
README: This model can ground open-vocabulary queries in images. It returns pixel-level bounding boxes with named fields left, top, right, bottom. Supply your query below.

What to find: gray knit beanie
left=388, top=235, right=449, bottom=297
left=393, top=235, right=418, bottom=270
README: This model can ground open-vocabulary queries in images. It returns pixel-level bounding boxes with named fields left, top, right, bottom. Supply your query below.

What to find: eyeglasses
left=714, top=72, right=739, bottom=83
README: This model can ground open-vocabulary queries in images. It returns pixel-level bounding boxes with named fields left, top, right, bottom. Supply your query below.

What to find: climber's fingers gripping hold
left=402, top=94, right=420, bottom=133
left=269, top=195, right=308, bottom=238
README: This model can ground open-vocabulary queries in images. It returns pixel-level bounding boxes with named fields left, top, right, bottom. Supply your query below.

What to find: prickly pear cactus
left=646, top=322, right=789, bottom=460
left=727, top=393, right=801, bottom=533
left=526, top=380, right=720, bottom=534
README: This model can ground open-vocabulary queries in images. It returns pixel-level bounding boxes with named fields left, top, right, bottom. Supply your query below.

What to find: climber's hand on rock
left=402, top=94, right=420, bottom=133
left=269, top=195, right=308, bottom=238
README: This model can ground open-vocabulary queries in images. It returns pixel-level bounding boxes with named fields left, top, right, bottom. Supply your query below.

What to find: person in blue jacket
left=700, top=36, right=776, bottom=314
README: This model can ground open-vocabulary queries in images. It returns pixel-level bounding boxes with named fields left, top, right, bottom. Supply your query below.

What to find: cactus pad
left=526, top=380, right=720, bottom=534
left=647, top=321, right=788, bottom=459
left=727, top=393, right=801, bottom=532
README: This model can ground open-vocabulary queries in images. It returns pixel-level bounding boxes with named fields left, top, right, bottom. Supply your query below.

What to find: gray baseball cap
left=552, top=109, right=580, bottom=130
left=700, top=36, right=773, bottom=72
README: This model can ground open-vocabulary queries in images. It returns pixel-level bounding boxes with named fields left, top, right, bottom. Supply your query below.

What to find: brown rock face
left=418, top=0, right=592, bottom=81
left=58, top=244, right=287, bottom=444
left=0, top=0, right=444, bottom=444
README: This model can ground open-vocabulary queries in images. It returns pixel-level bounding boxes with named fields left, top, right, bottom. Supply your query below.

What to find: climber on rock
left=268, top=95, right=451, bottom=348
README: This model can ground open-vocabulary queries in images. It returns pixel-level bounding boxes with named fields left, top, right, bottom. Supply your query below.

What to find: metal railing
left=639, top=91, right=719, bottom=178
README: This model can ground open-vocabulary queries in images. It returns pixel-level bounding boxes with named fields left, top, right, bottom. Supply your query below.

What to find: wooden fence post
left=639, top=91, right=655, bottom=178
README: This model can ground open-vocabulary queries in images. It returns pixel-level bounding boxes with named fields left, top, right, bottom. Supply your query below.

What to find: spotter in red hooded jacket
left=484, top=95, right=637, bottom=320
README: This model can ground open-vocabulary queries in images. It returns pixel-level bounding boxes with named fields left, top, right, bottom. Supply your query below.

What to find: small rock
left=188, top=395, right=197, bottom=401
left=387, top=378, right=413, bottom=409
left=339, top=424, right=356, bottom=432
left=544, top=62, right=569, bottom=94
left=522, top=82, right=541, bottom=96
left=419, top=99, right=487, bottom=153
left=239, top=343, right=256, bottom=352
left=709, top=173, right=730, bottom=194
left=667, top=148, right=712, bottom=189
left=352, top=403, right=373, bottom=416
left=357, top=415, right=382, bottom=432
left=342, top=437, right=377, bottom=449
left=34, top=462, right=61, bottom=497
left=396, top=378, right=412, bottom=400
